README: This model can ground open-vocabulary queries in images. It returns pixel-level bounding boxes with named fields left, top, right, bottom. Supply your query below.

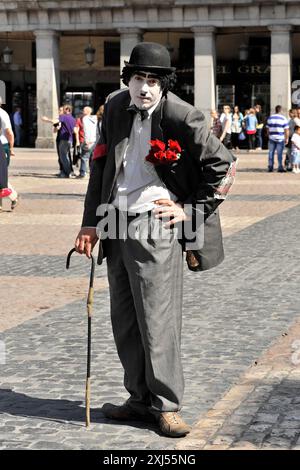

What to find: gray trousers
left=106, top=211, right=184, bottom=413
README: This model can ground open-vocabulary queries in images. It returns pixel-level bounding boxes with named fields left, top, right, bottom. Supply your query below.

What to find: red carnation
left=165, top=150, right=178, bottom=161
left=145, top=139, right=181, bottom=166
left=168, top=139, right=181, bottom=153
left=149, top=139, right=166, bottom=152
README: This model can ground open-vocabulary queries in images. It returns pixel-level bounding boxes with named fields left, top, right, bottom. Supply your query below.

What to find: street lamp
left=84, top=41, right=96, bottom=66
left=165, top=31, right=174, bottom=56
left=2, top=45, right=13, bottom=65
left=239, top=42, right=248, bottom=61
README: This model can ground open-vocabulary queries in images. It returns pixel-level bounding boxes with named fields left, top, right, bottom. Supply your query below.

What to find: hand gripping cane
left=66, top=248, right=95, bottom=427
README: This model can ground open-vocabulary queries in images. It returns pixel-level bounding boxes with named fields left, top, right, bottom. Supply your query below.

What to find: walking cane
left=66, top=247, right=95, bottom=427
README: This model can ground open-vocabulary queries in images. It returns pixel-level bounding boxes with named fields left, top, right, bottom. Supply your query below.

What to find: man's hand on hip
left=75, top=227, right=98, bottom=258
left=153, top=199, right=190, bottom=228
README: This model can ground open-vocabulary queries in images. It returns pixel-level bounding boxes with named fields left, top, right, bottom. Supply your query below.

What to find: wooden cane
left=66, top=248, right=95, bottom=428
left=85, top=278, right=94, bottom=427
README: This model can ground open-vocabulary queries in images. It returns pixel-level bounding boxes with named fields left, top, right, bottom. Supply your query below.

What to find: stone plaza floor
left=0, top=148, right=300, bottom=450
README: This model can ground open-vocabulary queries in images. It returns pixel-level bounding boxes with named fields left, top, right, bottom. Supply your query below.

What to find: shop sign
left=217, top=64, right=270, bottom=75
left=237, top=65, right=270, bottom=74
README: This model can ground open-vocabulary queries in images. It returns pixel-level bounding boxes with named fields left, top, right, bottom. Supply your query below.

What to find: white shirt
left=220, top=113, right=232, bottom=135
left=83, top=114, right=97, bottom=145
left=291, top=132, right=300, bottom=151
left=294, top=117, right=300, bottom=128
left=0, top=107, right=12, bottom=144
left=112, top=101, right=177, bottom=214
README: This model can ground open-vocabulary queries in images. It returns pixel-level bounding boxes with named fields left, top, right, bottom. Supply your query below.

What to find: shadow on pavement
left=10, top=173, right=63, bottom=179
left=17, top=192, right=85, bottom=200
left=237, top=168, right=269, bottom=173
left=0, top=389, right=161, bottom=434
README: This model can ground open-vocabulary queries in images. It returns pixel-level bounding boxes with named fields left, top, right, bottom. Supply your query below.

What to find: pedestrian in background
left=291, top=125, right=300, bottom=174
left=266, top=105, right=289, bottom=172
left=13, top=107, right=23, bottom=146
left=231, top=105, right=243, bottom=151
left=58, top=104, right=79, bottom=178
left=254, top=104, right=264, bottom=150
left=0, top=96, right=19, bottom=211
left=96, top=104, right=105, bottom=143
left=78, top=106, right=97, bottom=179
left=74, top=111, right=84, bottom=168
left=42, top=106, right=67, bottom=177
left=220, top=105, right=232, bottom=149
left=293, top=107, right=300, bottom=127
left=244, top=107, right=257, bottom=152
left=210, top=109, right=222, bottom=139
left=285, top=108, right=296, bottom=171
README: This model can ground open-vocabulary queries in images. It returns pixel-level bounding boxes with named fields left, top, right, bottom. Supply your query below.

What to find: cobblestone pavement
left=0, top=149, right=300, bottom=450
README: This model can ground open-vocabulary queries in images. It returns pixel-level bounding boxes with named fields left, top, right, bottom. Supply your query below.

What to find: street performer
left=75, top=42, right=236, bottom=437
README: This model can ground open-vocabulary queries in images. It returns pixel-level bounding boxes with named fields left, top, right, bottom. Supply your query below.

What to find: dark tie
left=126, top=104, right=149, bottom=121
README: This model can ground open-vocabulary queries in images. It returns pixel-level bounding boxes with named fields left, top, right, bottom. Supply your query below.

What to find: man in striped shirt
left=266, top=105, right=289, bottom=172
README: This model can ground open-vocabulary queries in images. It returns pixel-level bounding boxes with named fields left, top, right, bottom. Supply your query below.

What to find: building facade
left=0, top=0, right=300, bottom=147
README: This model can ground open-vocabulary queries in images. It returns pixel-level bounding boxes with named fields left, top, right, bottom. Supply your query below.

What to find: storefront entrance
left=8, top=84, right=37, bottom=147
left=62, top=83, right=119, bottom=117
left=216, top=62, right=270, bottom=116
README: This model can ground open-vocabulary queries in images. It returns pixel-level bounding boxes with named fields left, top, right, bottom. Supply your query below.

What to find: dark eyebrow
left=135, top=72, right=159, bottom=80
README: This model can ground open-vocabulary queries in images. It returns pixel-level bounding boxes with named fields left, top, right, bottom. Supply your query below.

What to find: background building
left=0, top=0, right=300, bottom=147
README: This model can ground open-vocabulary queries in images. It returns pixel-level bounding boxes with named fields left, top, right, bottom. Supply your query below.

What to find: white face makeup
left=128, top=72, right=162, bottom=110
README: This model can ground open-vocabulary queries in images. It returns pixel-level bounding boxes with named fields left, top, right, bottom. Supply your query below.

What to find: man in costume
left=75, top=42, right=236, bottom=437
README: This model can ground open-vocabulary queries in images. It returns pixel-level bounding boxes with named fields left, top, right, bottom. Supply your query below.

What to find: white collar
left=129, top=97, right=162, bottom=119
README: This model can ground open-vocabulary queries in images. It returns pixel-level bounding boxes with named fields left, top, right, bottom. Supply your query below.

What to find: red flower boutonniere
left=145, top=139, right=181, bottom=166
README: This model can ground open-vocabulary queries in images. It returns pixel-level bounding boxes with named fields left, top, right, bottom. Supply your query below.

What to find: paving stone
left=232, top=443, right=259, bottom=450
left=29, top=441, right=74, bottom=450
left=262, top=437, right=292, bottom=449
left=211, top=435, right=235, bottom=446
left=252, top=413, right=280, bottom=424
left=247, top=423, right=273, bottom=433
left=237, top=432, right=266, bottom=446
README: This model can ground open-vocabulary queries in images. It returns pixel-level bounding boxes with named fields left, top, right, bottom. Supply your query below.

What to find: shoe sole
left=158, top=425, right=191, bottom=438
left=104, top=412, right=155, bottom=423
left=102, top=405, right=155, bottom=423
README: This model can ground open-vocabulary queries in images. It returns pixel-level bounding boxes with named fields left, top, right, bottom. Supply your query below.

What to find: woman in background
left=244, top=108, right=258, bottom=152
left=231, top=105, right=244, bottom=151
left=255, top=104, right=264, bottom=150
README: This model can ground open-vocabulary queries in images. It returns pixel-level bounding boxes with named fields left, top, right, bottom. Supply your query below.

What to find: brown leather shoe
left=156, top=412, right=191, bottom=437
left=101, top=403, right=155, bottom=422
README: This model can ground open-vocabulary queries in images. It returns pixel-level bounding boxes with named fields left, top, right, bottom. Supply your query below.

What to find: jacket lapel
left=151, top=97, right=165, bottom=181
left=151, top=97, right=165, bottom=142
left=114, top=95, right=133, bottom=173
left=101, top=93, right=133, bottom=204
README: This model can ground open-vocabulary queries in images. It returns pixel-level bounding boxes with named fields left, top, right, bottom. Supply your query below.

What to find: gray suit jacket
left=82, top=89, right=236, bottom=271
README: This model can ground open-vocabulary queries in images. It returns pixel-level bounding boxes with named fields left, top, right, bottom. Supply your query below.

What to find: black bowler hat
left=124, top=42, right=176, bottom=74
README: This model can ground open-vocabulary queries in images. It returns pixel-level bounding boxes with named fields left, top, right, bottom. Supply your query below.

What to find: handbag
left=238, top=131, right=246, bottom=141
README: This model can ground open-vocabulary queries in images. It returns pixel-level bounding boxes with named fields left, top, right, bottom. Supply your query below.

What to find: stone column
left=34, top=30, right=60, bottom=148
left=192, top=26, right=216, bottom=123
left=269, top=25, right=292, bottom=116
left=118, top=28, right=143, bottom=88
